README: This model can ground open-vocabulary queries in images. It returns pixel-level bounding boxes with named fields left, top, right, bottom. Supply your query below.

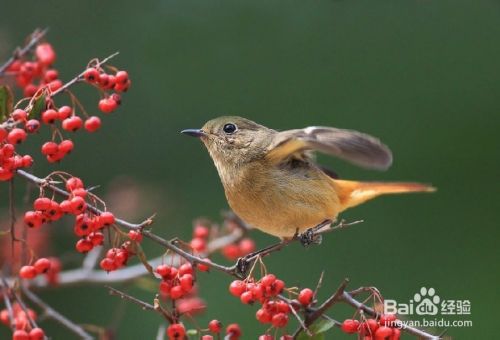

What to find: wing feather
left=266, top=127, right=393, bottom=170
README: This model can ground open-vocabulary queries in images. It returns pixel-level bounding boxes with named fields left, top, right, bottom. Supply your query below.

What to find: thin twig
left=0, top=278, right=16, bottom=330
left=0, top=28, right=48, bottom=75
left=21, top=285, right=94, bottom=339
left=50, top=52, right=120, bottom=97
left=16, top=169, right=153, bottom=230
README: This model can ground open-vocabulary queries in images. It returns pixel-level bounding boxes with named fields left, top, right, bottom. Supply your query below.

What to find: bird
left=182, top=116, right=435, bottom=239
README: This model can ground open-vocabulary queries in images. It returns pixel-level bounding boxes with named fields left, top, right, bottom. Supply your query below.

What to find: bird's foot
left=297, top=219, right=332, bottom=247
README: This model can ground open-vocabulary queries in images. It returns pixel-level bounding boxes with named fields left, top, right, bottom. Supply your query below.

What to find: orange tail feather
left=333, top=179, right=436, bottom=212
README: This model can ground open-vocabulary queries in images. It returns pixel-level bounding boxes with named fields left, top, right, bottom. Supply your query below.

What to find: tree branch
left=0, top=28, right=48, bottom=76
left=21, top=285, right=93, bottom=340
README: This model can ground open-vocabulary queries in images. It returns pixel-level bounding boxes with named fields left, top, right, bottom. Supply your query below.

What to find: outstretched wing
left=266, top=126, right=393, bottom=170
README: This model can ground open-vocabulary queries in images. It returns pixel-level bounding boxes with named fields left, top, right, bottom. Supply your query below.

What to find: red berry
left=62, top=116, right=83, bottom=132
left=34, top=197, right=52, bottom=211
left=98, top=98, right=118, bottom=113
left=128, top=230, right=143, bottom=242
left=58, top=106, right=73, bottom=120
left=229, top=280, right=246, bottom=297
left=208, top=319, right=222, bottom=333
left=280, top=336, right=293, bottom=340
left=24, top=211, right=43, bottom=228
left=166, top=323, right=185, bottom=339
left=115, top=70, right=129, bottom=84
left=59, top=200, right=72, bottom=213
left=298, top=288, right=314, bottom=306
left=100, top=212, right=115, bottom=226
left=7, top=128, right=27, bottom=144
left=89, top=232, right=105, bottom=246
left=21, top=155, right=33, bottom=167
left=25, top=119, right=40, bottom=133
left=226, top=324, right=241, bottom=339
left=374, top=326, right=393, bottom=339
left=379, top=314, right=397, bottom=327
left=98, top=73, right=110, bottom=88
left=222, top=244, right=241, bottom=260
left=197, top=259, right=210, bottom=272
left=34, top=258, right=51, bottom=274
left=276, top=300, right=290, bottom=313
left=239, top=238, right=255, bottom=254
left=178, top=263, right=193, bottom=276
left=12, top=109, right=27, bottom=122
left=41, top=141, right=58, bottom=155
left=44, top=69, right=59, bottom=82
left=193, top=225, right=209, bottom=238
left=170, top=285, right=184, bottom=300
left=83, top=68, right=99, bottom=82
left=270, top=279, right=285, bottom=296
left=66, top=177, right=84, bottom=191
left=19, top=265, right=37, bottom=279
left=190, top=237, right=206, bottom=252
left=28, top=327, right=45, bottom=340
left=100, top=258, right=116, bottom=272
left=256, top=308, right=272, bottom=324
left=362, top=319, right=379, bottom=334
left=41, top=109, right=58, bottom=124
left=70, top=196, right=86, bottom=214
left=47, top=79, right=62, bottom=92
left=84, top=116, right=101, bottom=132
left=0, top=127, right=7, bottom=142
left=240, top=291, right=254, bottom=304
left=260, top=274, right=276, bottom=287
left=201, top=336, right=214, bottom=340
left=271, top=313, right=289, bottom=328
left=179, top=274, right=194, bottom=292
left=156, top=264, right=171, bottom=277
left=58, top=139, right=74, bottom=153
left=36, top=43, right=56, bottom=66
left=341, top=319, right=360, bottom=334
left=12, top=330, right=29, bottom=340
left=259, top=335, right=273, bottom=340
left=75, top=238, right=93, bottom=253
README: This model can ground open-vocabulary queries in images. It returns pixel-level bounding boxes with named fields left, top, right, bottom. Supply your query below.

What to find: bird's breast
left=222, top=161, right=341, bottom=238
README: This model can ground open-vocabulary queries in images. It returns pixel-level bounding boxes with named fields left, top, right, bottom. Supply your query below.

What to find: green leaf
left=297, top=319, right=335, bottom=340
left=0, top=85, right=13, bottom=121
left=29, top=94, right=46, bottom=119
left=186, top=329, right=198, bottom=336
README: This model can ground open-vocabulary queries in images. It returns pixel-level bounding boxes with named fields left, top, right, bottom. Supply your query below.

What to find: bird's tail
left=333, top=179, right=436, bottom=212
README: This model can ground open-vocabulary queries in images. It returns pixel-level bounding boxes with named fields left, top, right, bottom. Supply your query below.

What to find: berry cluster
left=0, top=303, right=45, bottom=340
left=157, top=262, right=195, bottom=300
left=1, top=39, right=130, bottom=175
left=229, top=274, right=296, bottom=338
left=0, top=140, right=33, bottom=181
left=165, top=320, right=242, bottom=340
left=6, top=42, right=60, bottom=97
left=221, top=237, right=256, bottom=261
left=341, top=314, right=401, bottom=339
left=18, top=257, right=51, bottom=280
left=23, top=176, right=116, bottom=258
left=99, top=243, right=134, bottom=272
left=83, top=67, right=129, bottom=113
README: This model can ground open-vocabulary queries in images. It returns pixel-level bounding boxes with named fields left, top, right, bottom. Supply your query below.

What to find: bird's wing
left=265, top=127, right=393, bottom=170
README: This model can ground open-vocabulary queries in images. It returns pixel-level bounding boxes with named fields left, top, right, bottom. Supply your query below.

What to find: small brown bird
left=182, top=117, right=434, bottom=238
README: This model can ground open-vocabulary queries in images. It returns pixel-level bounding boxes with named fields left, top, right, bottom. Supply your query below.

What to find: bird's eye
left=223, top=123, right=237, bottom=134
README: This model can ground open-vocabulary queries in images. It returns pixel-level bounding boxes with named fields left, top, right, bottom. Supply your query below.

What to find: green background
left=1, top=0, right=498, bottom=338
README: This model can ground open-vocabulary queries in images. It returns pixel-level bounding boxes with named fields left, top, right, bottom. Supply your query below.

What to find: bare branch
left=21, top=285, right=93, bottom=339
left=0, top=28, right=48, bottom=75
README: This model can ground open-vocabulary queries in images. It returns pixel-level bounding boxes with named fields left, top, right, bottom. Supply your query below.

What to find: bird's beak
left=181, top=129, right=207, bottom=138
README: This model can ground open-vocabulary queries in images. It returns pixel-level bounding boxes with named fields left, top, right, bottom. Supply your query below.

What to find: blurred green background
left=1, top=0, right=498, bottom=338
